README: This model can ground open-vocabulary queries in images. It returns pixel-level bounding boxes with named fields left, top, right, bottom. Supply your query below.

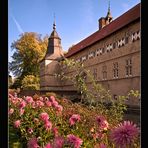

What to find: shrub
left=9, top=93, right=140, bottom=148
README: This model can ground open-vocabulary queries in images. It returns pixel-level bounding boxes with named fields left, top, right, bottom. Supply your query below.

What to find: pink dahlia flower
left=14, top=120, right=21, bottom=128
left=50, top=96, right=56, bottom=102
left=110, top=120, right=139, bottom=147
left=52, top=127, right=59, bottom=137
left=96, top=116, right=109, bottom=131
left=55, top=105, right=63, bottom=112
left=19, top=100, right=26, bottom=109
left=45, top=101, right=52, bottom=107
left=44, top=143, right=52, bottom=148
left=39, top=112, right=49, bottom=122
left=27, top=128, right=33, bottom=134
left=34, top=118, right=39, bottom=124
left=25, top=96, right=34, bottom=104
left=52, top=136, right=64, bottom=148
left=19, top=108, right=25, bottom=116
left=69, top=114, right=81, bottom=126
left=36, top=100, right=44, bottom=108
left=44, top=121, right=52, bottom=131
left=52, top=101, right=59, bottom=107
left=67, top=134, right=83, bottom=148
left=44, top=97, right=49, bottom=101
left=27, top=137, right=39, bottom=148
left=9, top=108, right=14, bottom=115
left=39, top=97, right=44, bottom=101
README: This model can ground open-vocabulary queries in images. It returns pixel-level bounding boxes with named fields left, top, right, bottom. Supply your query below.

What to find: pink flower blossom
left=50, top=96, right=56, bottom=102
left=9, top=108, right=14, bottom=115
left=31, top=101, right=36, bottom=108
left=110, top=121, right=139, bottom=147
left=39, top=97, right=44, bottom=101
left=19, top=100, right=26, bottom=109
left=44, top=143, right=52, bottom=148
left=92, top=132, right=105, bottom=140
left=96, top=116, right=109, bottom=131
left=14, top=120, right=21, bottom=128
left=52, top=136, right=64, bottom=148
left=39, top=112, right=49, bottom=122
left=69, top=114, right=81, bottom=126
left=44, top=97, right=49, bottom=101
left=45, top=101, right=52, bottom=107
left=55, top=105, right=63, bottom=112
left=27, top=128, right=33, bottom=134
left=67, top=134, right=83, bottom=148
left=26, top=96, right=34, bottom=104
left=19, top=108, right=25, bottom=116
left=44, top=121, right=52, bottom=131
left=52, top=127, right=59, bottom=137
left=34, top=118, right=39, bottom=124
left=99, top=143, right=107, bottom=148
left=9, top=93, right=14, bottom=100
left=27, top=137, right=40, bottom=148
left=52, top=101, right=59, bottom=107
left=94, top=143, right=107, bottom=148
left=17, top=98, right=23, bottom=102
left=36, top=100, right=44, bottom=108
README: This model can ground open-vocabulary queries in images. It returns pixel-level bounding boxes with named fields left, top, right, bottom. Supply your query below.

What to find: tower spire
left=108, top=0, right=110, bottom=13
left=53, top=13, right=56, bottom=30
left=106, top=0, right=113, bottom=23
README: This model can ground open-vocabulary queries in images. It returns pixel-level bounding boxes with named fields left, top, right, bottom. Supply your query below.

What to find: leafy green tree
left=9, top=32, right=48, bottom=76
left=9, top=32, right=48, bottom=88
left=21, top=75, right=40, bottom=90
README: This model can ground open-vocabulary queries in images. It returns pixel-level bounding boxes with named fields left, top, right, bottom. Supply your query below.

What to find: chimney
left=98, top=17, right=106, bottom=30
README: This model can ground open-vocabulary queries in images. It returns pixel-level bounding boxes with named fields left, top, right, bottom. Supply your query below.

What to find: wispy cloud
left=122, top=3, right=130, bottom=12
left=11, top=14, right=24, bottom=34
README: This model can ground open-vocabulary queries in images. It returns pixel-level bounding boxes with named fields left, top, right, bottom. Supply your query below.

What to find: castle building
left=40, top=3, right=140, bottom=106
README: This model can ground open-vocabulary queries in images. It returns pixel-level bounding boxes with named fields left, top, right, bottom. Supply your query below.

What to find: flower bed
left=9, top=93, right=140, bottom=148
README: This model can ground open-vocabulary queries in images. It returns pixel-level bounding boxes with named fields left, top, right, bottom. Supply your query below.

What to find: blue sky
left=8, top=0, right=140, bottom=63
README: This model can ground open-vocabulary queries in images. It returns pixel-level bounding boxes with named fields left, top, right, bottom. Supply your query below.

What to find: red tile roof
left=65, top=3, right=140, bottom=58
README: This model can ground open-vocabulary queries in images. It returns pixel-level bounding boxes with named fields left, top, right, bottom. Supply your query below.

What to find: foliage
left=9, top=32, right=48, bottom=88
left=9, top=93, right=140, bottom=148
left=58, top=58, right=140, bottom=124
left=21, top=75, right=40, bottom=90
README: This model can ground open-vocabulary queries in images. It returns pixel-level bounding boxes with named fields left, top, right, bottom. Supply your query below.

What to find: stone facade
left=40, top=3, right=140, bottom=106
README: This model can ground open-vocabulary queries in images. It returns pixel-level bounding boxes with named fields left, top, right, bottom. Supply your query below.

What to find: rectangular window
left=93, top=68, right=97, bottom=80
left=125, top=59, right=132, bottom=77
left=125, top=37, right=128, bottom=44
left=113, top=62, right=119, bottom=78
left=102, top=65, right=107, bottom=80
left=113, top=42, right=116, bottom=49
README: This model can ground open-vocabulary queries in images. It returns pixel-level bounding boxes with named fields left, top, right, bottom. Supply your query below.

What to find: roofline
left=65, top=3, right=140, bottom=58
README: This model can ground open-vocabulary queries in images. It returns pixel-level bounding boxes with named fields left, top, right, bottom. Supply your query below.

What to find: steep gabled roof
left=65, top=3, right=140, bottom=58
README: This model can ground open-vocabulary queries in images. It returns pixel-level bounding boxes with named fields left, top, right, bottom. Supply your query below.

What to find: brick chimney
left=98, top=17, right=106, bottom=30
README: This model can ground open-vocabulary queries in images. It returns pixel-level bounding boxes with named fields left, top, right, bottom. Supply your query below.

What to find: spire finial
left=53, top=13, right=56, bottom=30
left=108, top=0, right=110, bottom=13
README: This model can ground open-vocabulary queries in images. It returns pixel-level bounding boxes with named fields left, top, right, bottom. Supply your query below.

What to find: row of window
left=76, top=30, right=140, bottom=63
left=92, top=59, right=133, bottom=80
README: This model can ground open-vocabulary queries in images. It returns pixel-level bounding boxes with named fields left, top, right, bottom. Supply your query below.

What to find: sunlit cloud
left=11, top=14, right=24, bottom=34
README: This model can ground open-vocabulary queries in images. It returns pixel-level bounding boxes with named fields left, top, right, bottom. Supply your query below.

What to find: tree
left=9, top=32, right=48, bottom=88
left=9, top=32, right=48, bottom=77
left=21, top=75, right=40, bottom=90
